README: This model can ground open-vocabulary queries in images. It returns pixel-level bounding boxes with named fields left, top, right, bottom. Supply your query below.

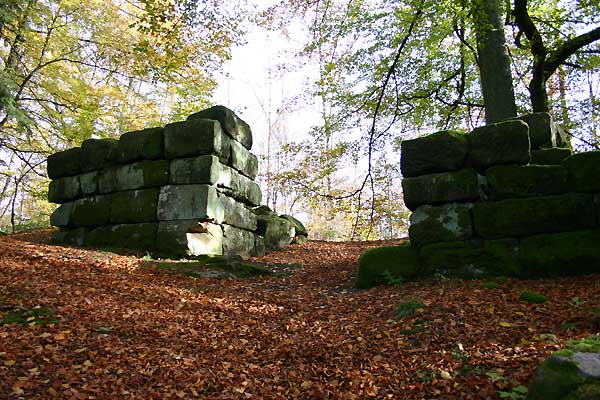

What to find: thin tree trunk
left=473, top=0, right=517, bottom=123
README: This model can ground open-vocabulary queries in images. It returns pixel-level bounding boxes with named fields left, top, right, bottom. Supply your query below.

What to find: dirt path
left=0, top=232, right=598, bottom=399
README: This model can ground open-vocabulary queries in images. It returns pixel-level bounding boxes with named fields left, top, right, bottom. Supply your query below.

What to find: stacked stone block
left=401, top=112, right=600, bottom=277
left=47, top=106, right=265, bottom=258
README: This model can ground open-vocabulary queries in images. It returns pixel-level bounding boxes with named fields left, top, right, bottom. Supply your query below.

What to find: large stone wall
left=47, top=106, right=271, bottom=258
left=401, top=112, right=600, bottom=278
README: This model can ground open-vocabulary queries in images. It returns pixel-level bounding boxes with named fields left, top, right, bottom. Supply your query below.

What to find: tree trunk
left=473, top=0, right=518, bottom=123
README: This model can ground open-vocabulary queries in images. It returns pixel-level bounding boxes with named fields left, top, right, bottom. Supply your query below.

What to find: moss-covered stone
left=47, top=147, right=82, bottom=179
left=408, top=203, right=472, bottom=247
left=117, top=127, right=164, bottom=163
left=169, top=155, right=221, bottom=185
left=157, top=184, right=224, bottom=223
left=110, top=188, right=159, bottom=224
left=215, top=163, right=262, bottom=206
left=527, top=335, right=600, bottom=400
left=486, top=164, right=568, bottom=199
left=468, top=120, right=530, bottom=168
left=222, top=224, right=256, bottom=257
left=48, top=175, right=81, bottom=203
left=254, top=235, right=266, bottom=257
left=51, top=227, right=88, bottom=246
left=400, top=130, right=468, bottom=177
left=563, top=151, right=600, bottom=192
left=473, top=193, right=595, bottom=239
left=520, top=230, right=600, bottom=277
left=98, top=160, right=169, bottom=193
left=356, top=246, right=422, bottom=289
left=280, top=214, right=308, bottom=237
left=516, top=112, right=557, bottom=149
left=255, top=213, right=294, bottom=251
left=80, top=138, right=118, bottom=172
left=79, top=172, right=98, bottom=195
left=156, top=220, right=223, bottom=257
left=220, top=194, right=257, bottom=231
left=530, top=148, right=572, bottom=165
left=86, top=223, right=157, bottom=250
left=402, top=168, right=479, bottom=210
left=164, top=119, right=224, bottom=159
left=49, top=202, right=74, bottom=227
left=230, top=139, right=258, bottom=179
left=70, top=195, right=112, bottom=227
left=419, top=239, right=520, bottom=278
left=187, top=105, right=253, bottom=150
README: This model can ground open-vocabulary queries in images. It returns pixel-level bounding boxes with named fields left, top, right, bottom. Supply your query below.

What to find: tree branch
left=544, top=26, right=600, bottom=79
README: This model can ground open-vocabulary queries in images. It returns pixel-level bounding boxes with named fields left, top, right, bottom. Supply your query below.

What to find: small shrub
left=520, top=290, right=547, bottom=304
left=481, top=281, right=499, bottom=289
left=394, top=295, right=425, bottom=320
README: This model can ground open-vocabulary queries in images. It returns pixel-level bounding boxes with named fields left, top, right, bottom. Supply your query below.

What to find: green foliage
left=381, top=269, right=405, bottom=287
left=520, top=290, right=548, bottom=304
left=499, top=385, right=528, bottom=399
left=1, top=306, right=57, bottom=326
left=393, top=295, right=425, bottom=320
left=481, top=281, right=500, bottom=289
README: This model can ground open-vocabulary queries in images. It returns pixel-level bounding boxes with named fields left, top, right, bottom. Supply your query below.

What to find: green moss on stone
left=419, top=239, right=520, bottom=278
left=164, top=119, right=223, bottom=159
left=80, top=138, right=118, bottom=172
left=565, top=383, right=600, bottom=400
left=402, top=168, right=479, bottom=211
left=530, top=148, right=572, bottom=165
left=169, top=155, right=220, bottom=185
left=563, top=151, right=600, bottom=192
left=473, top=193, right=595, bottom=239
left=409, top=203, right=472, bottom=247
left=47, top=147, right=82, bottom=179
left=187, top=105, right=253, bottom=150
left=400, top=130, right=468, bottom=177
left=117, top=127, right=164, bottom=162
left=71, top=195, right=111, bottom=227
left=519, top=229, right=600, bottom=277
left=110, top=188, right=159, bottom=224
left=356, top=246, right=422, bottom=289
left=520, top=290, right=547, bottom=304
left=279, top=214, right=307, bottom=236
left=468, top=120, right=530, bottom=168
left=485, top=164, right=568, bottom=199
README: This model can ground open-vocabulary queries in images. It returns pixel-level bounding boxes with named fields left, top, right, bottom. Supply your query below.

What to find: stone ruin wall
left=47, top=106, right=284, bottom=258
left=401, top=112, right=600, bottom=277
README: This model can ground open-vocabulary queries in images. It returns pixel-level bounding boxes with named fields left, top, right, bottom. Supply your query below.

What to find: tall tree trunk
left=473, top=0, right=517, bottom=123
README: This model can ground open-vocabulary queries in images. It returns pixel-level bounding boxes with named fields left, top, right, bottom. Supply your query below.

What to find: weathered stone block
left=98, top=160, right=169, bottom=193
left=222, top=225, right=255, bottom=257
left=86, top=223, right=157, bottom=250
left=402, top=168, right=479, bottom=210
left=216, top=165, right=262, bottom=206
left=256, top=213, right=294, bottom=250
left=516, top=112, right=556, bottom=149
left=48, top=175, right=81, bottom=203
left=71, top=195, right=112, bottom=227
left=527, top=335, right=600, bottom=400
left=486, top=164, right=568, bottom=199
left=110, top=188, right=159, bottom=224
left=408, top=203, right=472, bottom=247
left=520, top=229, right=600, bottom=277
left=50, top=202, right=74, bottom=227
left=80, top=138, right=118, bottom=172
left=157, top=184, right=224, bottom=223
left=473, top=193, right=595, bottom=239
left=51, top=227, right=87, bottom=247
left=280, top=214, right=308, bottom=238
left=356, top=245, right=422, bottom=289
left=419, top=239, right=520, bottom=278
left=187, top=105, right=253, bottom=150
left=563, top=151, right=600, bottom=192
left=47, top=147, right=82, bottom=179
left=220, top=194, right=257, bottom=231
left=468, top=120, right=530, bottom=168
left=169, top=155, right=221, bottom=185
left=530, top=148, right=572, bottom=165
left=400, top=130, right=468, bottom=177
left=229, top=140, right=258, bottom=179
left=253, top=235, right=266, bottom=257
left=117, top=127, right=164, bottom=163
left=156, top=220, right=223, bottom=257
left=164, top=119, right=223, bottom=159
left=79, top=172, right=98, bottom=195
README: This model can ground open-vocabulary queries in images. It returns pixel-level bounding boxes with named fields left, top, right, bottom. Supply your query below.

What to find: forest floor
left=0, top=231, right=598, bottom=399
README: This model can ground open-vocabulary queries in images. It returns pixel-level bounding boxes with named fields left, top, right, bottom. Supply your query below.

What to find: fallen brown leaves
left=0, top=232, right=598, bottom=399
